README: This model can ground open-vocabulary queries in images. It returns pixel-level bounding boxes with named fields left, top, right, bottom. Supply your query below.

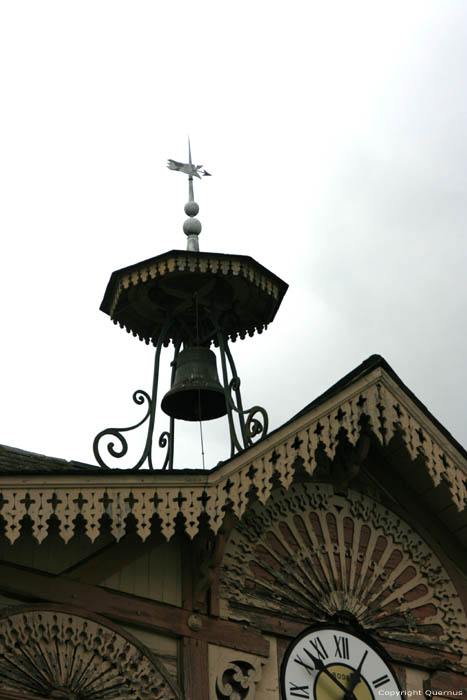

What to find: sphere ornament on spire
left=184, top=201, right=199, bottom=217
left=183, top=216, right=202, bottom=236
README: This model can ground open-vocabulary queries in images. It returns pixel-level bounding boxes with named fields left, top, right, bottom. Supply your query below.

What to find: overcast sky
left=1, top=1, right=466, bottom=470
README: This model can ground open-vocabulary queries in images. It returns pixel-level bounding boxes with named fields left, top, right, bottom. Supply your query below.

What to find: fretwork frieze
left=0, top=378, right=465, bottom=544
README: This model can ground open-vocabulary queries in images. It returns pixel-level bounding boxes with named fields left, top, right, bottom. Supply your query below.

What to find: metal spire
left=187, top=137, right=194, bottom=204
left=167, top=139, right=211, bottom=252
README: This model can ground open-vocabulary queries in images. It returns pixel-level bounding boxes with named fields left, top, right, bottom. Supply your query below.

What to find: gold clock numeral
left=289, top=682, right=310, bottom=698
left=333, top=635, right=350, bottom=659
left=373, top=674, right=390, bottom=688
left=309, top=637, right=328, bottom=660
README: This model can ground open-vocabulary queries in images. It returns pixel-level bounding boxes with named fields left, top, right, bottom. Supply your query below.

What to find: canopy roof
left=100, top=249, right=288, bottom=345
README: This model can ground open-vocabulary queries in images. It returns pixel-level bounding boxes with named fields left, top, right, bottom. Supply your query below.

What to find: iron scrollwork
left=93, top=321, right=175, bottom=470
left=227, top=376, right=268, bottom=452
left=217, top=333, right=269, bottom=458
left=93, top=390, right=153, bottom=469
left=158, top=428, right=174, bottom=470
left=246, top=405, right=268, bottom=441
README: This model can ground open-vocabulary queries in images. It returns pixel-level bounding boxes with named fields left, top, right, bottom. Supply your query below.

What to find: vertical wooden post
left=182, top=637, right=210, bottom=700
left=181, top=531, right=210, bottom=698
left=181, top=535, right=194, bottom=611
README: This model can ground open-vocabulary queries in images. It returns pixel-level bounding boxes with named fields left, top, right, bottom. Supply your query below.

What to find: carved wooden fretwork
left=220, top=484, right=467, bottom=667
left=0, top=371, right=466, bottom=543
left=108, top=251, right=284, bottom=342
left=0, top=607, right=181, bottom=699
left=215, top=660, right=261, bottom=700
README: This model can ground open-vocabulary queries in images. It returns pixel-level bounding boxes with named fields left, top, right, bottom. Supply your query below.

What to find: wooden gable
left=0, top=355, right=466, bottom=698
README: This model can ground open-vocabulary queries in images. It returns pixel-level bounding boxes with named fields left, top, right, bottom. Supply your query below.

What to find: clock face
left=281, top=626, right=400, bottom=700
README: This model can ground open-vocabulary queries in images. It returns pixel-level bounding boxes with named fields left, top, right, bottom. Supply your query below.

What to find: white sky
left=0, top=1, right=466, bottom=469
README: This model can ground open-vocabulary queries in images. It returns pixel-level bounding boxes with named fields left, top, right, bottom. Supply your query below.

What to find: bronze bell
left=161, top=346, right=227, bottom=421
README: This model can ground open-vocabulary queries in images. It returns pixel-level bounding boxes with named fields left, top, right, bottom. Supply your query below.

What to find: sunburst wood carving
left=0, top=607, right=181, bottom=700
left=220, top=483, right=467, bottom=663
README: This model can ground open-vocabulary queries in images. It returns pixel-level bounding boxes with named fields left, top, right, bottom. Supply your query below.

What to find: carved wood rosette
left=220, top=484, right=467, bottom=668
left=0, top=607, right=181, bottom=700
left=215, top=660, right=261, bottom=700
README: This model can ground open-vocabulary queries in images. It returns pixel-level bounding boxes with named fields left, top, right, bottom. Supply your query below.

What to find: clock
left=281, top=625, right=401, bottom=700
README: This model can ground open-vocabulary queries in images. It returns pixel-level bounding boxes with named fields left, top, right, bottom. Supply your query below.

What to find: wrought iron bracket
left=215, top=326, right=269, bottom=459
left=93, top=321, right=176, bottom=470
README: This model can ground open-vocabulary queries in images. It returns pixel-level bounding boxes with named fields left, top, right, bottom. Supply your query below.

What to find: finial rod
left=167, top=139, right=211, bottom=252
left=188, top=138, right=195, bottom=204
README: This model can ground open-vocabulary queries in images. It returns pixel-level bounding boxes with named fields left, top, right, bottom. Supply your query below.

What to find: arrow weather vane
left=167, top=139, right=211, bottom=252
left=167, top=140, right=211, bottom=180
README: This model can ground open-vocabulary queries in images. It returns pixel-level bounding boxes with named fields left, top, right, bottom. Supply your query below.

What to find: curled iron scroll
left=228, top=377, right=268, bottom=447
left=93, top=390, right=153, bottom=469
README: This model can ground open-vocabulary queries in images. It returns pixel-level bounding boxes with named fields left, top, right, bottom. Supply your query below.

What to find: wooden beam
left=231, top=606, right=307, bottom=640
left=229, top=605, right=463, bottom=671
left=382, top=640, right=461, bottom=670
left=0, top=561, right=269, bottom=657
left=431, top=670, right=467, bottom=693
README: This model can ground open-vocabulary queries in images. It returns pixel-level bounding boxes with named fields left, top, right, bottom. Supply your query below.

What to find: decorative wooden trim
left=0, top=368, right=465, bottom=543
left=220, top=484, right=467, bottom=671
left=208, top=644, right=266, bottom=700
left=108, top=251, right=285, bottom=329
left=0, top=605, right=182, bottom=699
left=214, top=659, right=262, bottom=699
left=0, top=562, right=269, bottom=657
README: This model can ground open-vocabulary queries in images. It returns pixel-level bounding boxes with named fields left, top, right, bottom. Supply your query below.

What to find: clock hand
left=303, top=649, right=355, bottom=698
left=344, top=651, right=368, bottom=699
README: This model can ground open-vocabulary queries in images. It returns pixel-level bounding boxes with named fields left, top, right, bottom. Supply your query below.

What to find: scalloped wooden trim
left=0, top=369, right=465, bottom=544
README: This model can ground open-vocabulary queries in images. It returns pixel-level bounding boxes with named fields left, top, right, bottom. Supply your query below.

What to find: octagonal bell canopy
left=94, top=247, right=288, bottom=470
left=100, top=249, right=288, bottom=346
left=94, top=145, right=289, bottom=469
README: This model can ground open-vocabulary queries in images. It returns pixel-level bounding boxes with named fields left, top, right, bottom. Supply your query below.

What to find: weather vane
left=167, top=139, right=211, bottom=252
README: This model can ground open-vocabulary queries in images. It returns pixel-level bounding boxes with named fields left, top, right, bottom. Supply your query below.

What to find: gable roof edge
left=1, top=361, right=465, bottom=544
